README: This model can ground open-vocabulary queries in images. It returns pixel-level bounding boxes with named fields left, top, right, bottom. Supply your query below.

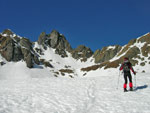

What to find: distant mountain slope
left=81, top=33, right=150, bottom=73
left=0, top=29, right=150, bottom=78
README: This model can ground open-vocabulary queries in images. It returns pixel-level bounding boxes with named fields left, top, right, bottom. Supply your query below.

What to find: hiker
left=119, top=57, right=136, bottom=92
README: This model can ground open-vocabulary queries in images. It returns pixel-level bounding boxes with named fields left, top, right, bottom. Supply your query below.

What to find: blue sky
left=0, top=0, right=150, bottom=51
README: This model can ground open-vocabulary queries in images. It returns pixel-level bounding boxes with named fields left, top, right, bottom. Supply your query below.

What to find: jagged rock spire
left=0, top=29, right=39, bottom=68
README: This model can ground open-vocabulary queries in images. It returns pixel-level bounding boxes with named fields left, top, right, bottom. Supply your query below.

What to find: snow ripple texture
left=0, top=73, right=150, bottom=113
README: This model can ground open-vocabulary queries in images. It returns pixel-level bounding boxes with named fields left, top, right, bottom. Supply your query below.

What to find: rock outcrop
left=0, top=29, right=39, bottom=68
left=81, top=33, right=150, bottom=72
left=71, top=45, right=93, bottom=61
left=38, top=30, right=72, bottom=57
left=1, top=29, right=150, bottom=72
left=93, top=45, right=122, bottom=63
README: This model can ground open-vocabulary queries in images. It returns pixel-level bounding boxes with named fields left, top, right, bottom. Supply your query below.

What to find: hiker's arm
left=119, top=64, right=123, bottom=71
left=130, top=65, right=136, bottom=75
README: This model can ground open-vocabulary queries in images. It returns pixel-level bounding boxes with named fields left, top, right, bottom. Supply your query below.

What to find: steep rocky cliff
left=0, top=29, right=150, bottom=76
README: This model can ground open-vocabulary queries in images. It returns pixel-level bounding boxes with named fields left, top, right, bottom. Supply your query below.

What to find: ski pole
left=134, top=74, right=136, bottom=88
left=117, top=71, right=121, bottom=90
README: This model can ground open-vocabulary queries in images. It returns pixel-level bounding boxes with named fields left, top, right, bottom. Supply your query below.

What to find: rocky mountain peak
left=137, top=32, right=150, bottom=43
left=82, top=33, right=150, bottom=73
left=0, top=30, right=39, bottom=68
left=49, top=30, right=61, bottom=48
left=71, top=45, right=93, bottom=61
left=37, top=29, right=72, bottom=57
left=50, top=30, right=59, bottom=39
left=2, top=29, right=14, bottom=36
left=93, top=45, right=122, bottom=63
left=1, top=29, right=150, bottom=75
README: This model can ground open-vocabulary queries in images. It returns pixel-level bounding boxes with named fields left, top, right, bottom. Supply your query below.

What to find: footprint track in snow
left=83, top=80, right=96, bottom=113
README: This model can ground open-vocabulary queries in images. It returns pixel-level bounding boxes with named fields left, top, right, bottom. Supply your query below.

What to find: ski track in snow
left=0, top=73, right=150, bottom=113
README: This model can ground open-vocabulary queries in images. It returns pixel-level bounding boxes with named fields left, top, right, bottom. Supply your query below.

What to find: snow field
left=0, top=33, right=150, bottom=113
left=0, top=72, right=150, bottom=113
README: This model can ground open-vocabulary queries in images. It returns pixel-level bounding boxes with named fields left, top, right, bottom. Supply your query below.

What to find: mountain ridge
left=0, top=29, right=150, bottom=77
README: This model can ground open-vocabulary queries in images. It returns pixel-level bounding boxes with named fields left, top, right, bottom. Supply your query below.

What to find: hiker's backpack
left=123, top=62, right=131, bottom=72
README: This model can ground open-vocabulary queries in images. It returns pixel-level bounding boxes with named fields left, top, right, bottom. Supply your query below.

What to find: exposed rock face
left=141, top=43, right=150, bottom=57
left=139, top=33, right=150, bottom=57
left=38, top=30, right=72, bottom=57
left=117, top=39, right=137, bottom=56
left=0, top=35, right=23, bottom=61
left=103, top=46, right=140, bottom=69
left=138, top=33, right=150, bottom=43
left=37, top=32, right=50, bottom=50
left=0, top=29, right=39, bottom=68
left=1, top=29, right=150, bottom=72
left=39, top=59, right=53, bottom=68
left=124, top=46, right=140, bottom=58
left=53, top=33, right=72, bottom=57
left=71, top=45, right=93, bottom=61
left=81, top=33, right=150, bottom=72
left=25, top=53, right=33, bottom=68
left=20, top=38, right=32, bottom=50
left=37, top=30, right=93, bottom=61
left=50, top=30, right=59, bottom=48
left=38, top=32, right=47, bottom=45
left=93, top=45, right=122, bottom=63
left=2, top=29, right=14, bottom=36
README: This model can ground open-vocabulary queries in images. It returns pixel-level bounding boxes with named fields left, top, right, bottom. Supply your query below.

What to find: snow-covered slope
left=0, top=71, right=150, bottom=113
left=0, top=61, right=54, bottom=79
left=1, top=30, right=150, bottom=78
left=81, top=33, right=150, bottom=75
left=0, top=29, right=150, bottom=113
left=33, top=42, right=95, bottom=77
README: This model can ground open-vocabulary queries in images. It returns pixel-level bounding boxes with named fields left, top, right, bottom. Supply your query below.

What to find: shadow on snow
left=134, top=85, right=148, bottom=91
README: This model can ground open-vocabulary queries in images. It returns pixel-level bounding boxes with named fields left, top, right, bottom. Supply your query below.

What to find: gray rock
left=37, top=30, right=72, bottom=58
left=35, top=48, right=44, bottom=55
left=20, top=38, right=40, bottom=67
left=38, top=32, right=46, bottom=45
left=50, top=30, right=59, bottom=48
left=20, top=38, right=32, bottom=50
left=124, top=46, right=140, bottom=58
left=43, top=61, right=53, bottom=68
left=140, top=62, right=145, bottom=66
left=55, top=48, right=68, bottom=58
left=25, top=53, right=33, bottom=68
left=71, top=45, right=93, bottom=61
left=49, top=30, right=72, bottom=50
left=93, top=49, right=101, bottom=63
left=0, top=37, right=14, bottom=61
left=93, top=45, right=122, bottom=63
left=138, top=33, right=150, bottom=43
left=34, top=55, right=40, bottom=65
left=2, top=29, right=14, bottom=36
left=21, top=47, right=38, bottom=68
left=0, top=30, right=40, bottom=68
left=13, top=47, right=23, bottom=61
left=57, top=35, right=72, bottom=52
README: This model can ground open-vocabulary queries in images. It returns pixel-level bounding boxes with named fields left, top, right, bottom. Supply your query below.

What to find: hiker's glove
left=134, top=72, right=136, bottom=75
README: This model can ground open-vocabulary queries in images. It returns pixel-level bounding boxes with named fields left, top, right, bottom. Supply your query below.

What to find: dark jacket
left=119, top=60, right=136, bottom=74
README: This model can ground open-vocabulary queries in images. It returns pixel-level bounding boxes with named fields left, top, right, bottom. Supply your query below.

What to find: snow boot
left=130, top=87, right=133, bottom=91
left=129, top=82, right=133, bottom=91
left=124, top=84, right=127, bottom=92
left=124, top=88, right=128, bottom=92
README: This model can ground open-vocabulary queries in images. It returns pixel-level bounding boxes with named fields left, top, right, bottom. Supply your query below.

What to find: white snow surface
left=33, top=42, right=95, bottom=77
left=0, top=34, right=150, bottom=113
left=0, top=59, right=150, bottom=113
left=106, top=46, right=116, bottom=50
